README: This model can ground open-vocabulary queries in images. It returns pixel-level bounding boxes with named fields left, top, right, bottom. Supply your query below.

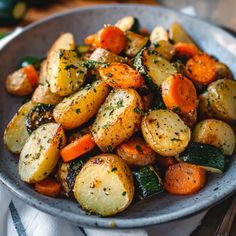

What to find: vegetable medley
left=4, top=16, right=236, bottom=216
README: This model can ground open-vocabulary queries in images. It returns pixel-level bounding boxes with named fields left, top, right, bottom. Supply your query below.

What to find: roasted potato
left=150, top=40, right=175, bottom=61
left=91, top=88, right=143, bottom=152
left=5, top=67, right=37, bottom=96
left=47, top=32, right=75, bottom=58
left=53, top=80, right=110, bottom=129
left=125, top=31, right=148, bottom=57
left=141, top=109, right=191, bottom=156
left=47, top=49, right=87, bottom=96
left=4, top=101, right=36, bottom=154
left=193, top=119, right=235, bottom=155
left=89, top=48, right=125, bottom=64
left=150, top=26, right=168, bottom=43
left=32, top=84, right=63, bottom=105
left=215, top=62, right=233, bottom=80
left=199, top=79, right=236, bottom=123
left=169, top=22, right=197, bottom=45
left=19, top=123, right=66, bottom=183
left=38, top=60, right=48, bottom=84
left=74, top=154, right=134, bottom=216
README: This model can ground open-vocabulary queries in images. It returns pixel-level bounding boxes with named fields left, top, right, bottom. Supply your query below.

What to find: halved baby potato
left=91, top=88, right=143, bottom=152
left=193, top=119, right=235, bottom=155
left=74, top=154, right=134, bottom=216
left=141, top=109, right=191, bottom=156
left=53, top=80, right=110, bottom=129
left=47, top=49, right=87, bottom=96
left=199, top=79, right=236, bottom=123
left=4, top=101, right=36, bottom=154
left=19, top=123, right=66, bottom=183
left=47, top=32, right=75, bottom=58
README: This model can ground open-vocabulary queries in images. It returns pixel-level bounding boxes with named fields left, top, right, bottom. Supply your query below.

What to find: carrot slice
left=22, top=65, right=39, bottom=87
left=161, top=74, right=197, bottom=113
left=99, top=62, right=144, bottom=89
left=96, top=25, right=126, bottom=54
left=174, top=42, right=199, bottom=59
left=117, top=136, right=156, bottom=166
left=186, top=53, right=217, bottom=85
left=84, top=33, right=97, bottom=46
left=156, top=156, right=177, bottom=168
left=35, top=178, right=61, bottom=197
left=164, top=163, right=206, bottom=195
left=60, top=133, right=96, bottom=162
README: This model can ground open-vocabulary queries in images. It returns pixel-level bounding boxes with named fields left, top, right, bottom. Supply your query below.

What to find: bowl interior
left=0, top=4, right=236, bottom=229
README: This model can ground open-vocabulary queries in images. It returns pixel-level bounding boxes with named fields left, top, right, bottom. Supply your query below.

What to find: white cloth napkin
left=0, top=22, right=206, bottom=236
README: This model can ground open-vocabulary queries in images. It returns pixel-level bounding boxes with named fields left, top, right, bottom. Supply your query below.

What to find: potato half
left=4, top=101, right=36, bottom=154
left=19, top=123, right=66, bottom=183
left=53, top=80, right=110, bottom=129
left=141, top=109, right=191, bottom=156
left=74, top=154, right=134, bottom=216
left=91, top=88, right=143, bottom=152
left=193, top=119, right=235, bottom=155
left=199, top=79, right=236, bottom=123
left=47, top=49, right=87, bottom=96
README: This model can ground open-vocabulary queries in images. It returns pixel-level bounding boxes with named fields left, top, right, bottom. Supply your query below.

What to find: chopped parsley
left=75, top=108, right=81, bottom=114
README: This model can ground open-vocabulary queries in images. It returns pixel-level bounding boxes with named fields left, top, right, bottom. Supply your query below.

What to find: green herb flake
left=122, top=191, right=127, bottom=196
left=111, top=167, right=117, bottom=172
left=116, top=99, right=124, bottom=109
left=171, top=138, right=181, bottom=142
left=75, top=108, right=81, bottom=114
left=106, top=72, right=113, bottom=77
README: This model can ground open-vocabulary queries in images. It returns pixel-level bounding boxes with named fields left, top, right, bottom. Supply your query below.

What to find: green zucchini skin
left=133, top=166, right=163, bottom=199
left=0, top=0, right=27, bottom=25
left=178, top=142, right=225, bottom=173
left=20, top=56, right=42, bottom=69
left=26, top=104, right=55, bottom=134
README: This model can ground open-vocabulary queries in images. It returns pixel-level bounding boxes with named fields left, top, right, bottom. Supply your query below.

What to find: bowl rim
left=1, top=3, right=236, bottom=229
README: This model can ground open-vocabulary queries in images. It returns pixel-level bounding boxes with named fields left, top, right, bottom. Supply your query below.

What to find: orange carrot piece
left=60, top=133, right=96, bottom=162
left=35, top=178, right=61, bottom=197
left=161, top=74, right=197, bottom=113
left=22, top=65, right=39, bottom=87
left=84, top=33, right=97, bottom=46
left=164, top=163, right=206, bottom=195
left=99, top=62, right=144, bottom=89
left=96, top=25, right=126, bottom=54
left=186, top=53, right=217, bottom=85
left=174, top=42, right=199, bottom=58
left=156, top=156, right=177, bottom=168
left=117, top=136, right=156, bottom=166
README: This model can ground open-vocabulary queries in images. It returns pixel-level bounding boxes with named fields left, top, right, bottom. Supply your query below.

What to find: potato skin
left=91, top=88, right=143, bottom=152
left=199, top=79, right=236, bottom=123
left=4, top=101, right=36, bottom=154
left=193, top=119, right=235, bottom=155
left=32, top=84, right=63, bottom=105
left=141, top=109, right=191, bottom=156
left=6, top=68, right=34, bottom=96
left=53, top=80, right=110, bottom=129
left=73, top=154, right=134, bottom=216
left=47, top=49, right=87, bottom=96
left=18, top=123, right=66, bottom=183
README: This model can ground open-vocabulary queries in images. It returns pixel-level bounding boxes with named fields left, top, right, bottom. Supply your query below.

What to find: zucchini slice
left=26, top=104, right=55, bottom=134
left=0, top=0, right=27, bottom=25
left=125, top=31, right=148, bottom=57
left=133, top=166, right=163, bottom=199
left=134, top=48, right=177, bottom=88
left=115, top=16, right=140, bottom=32
left=177, top=142, right=225, bottom=173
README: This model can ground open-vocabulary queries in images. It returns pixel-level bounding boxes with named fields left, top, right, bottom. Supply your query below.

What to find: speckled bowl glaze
left=0, top=4, right=236, bottom=229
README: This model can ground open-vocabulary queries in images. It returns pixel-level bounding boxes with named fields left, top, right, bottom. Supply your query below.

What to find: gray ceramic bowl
left=0, top=4, right=236, bottom=229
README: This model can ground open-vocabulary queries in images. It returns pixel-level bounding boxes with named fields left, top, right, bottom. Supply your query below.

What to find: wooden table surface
left=1, top=0, right=236, bottom=235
